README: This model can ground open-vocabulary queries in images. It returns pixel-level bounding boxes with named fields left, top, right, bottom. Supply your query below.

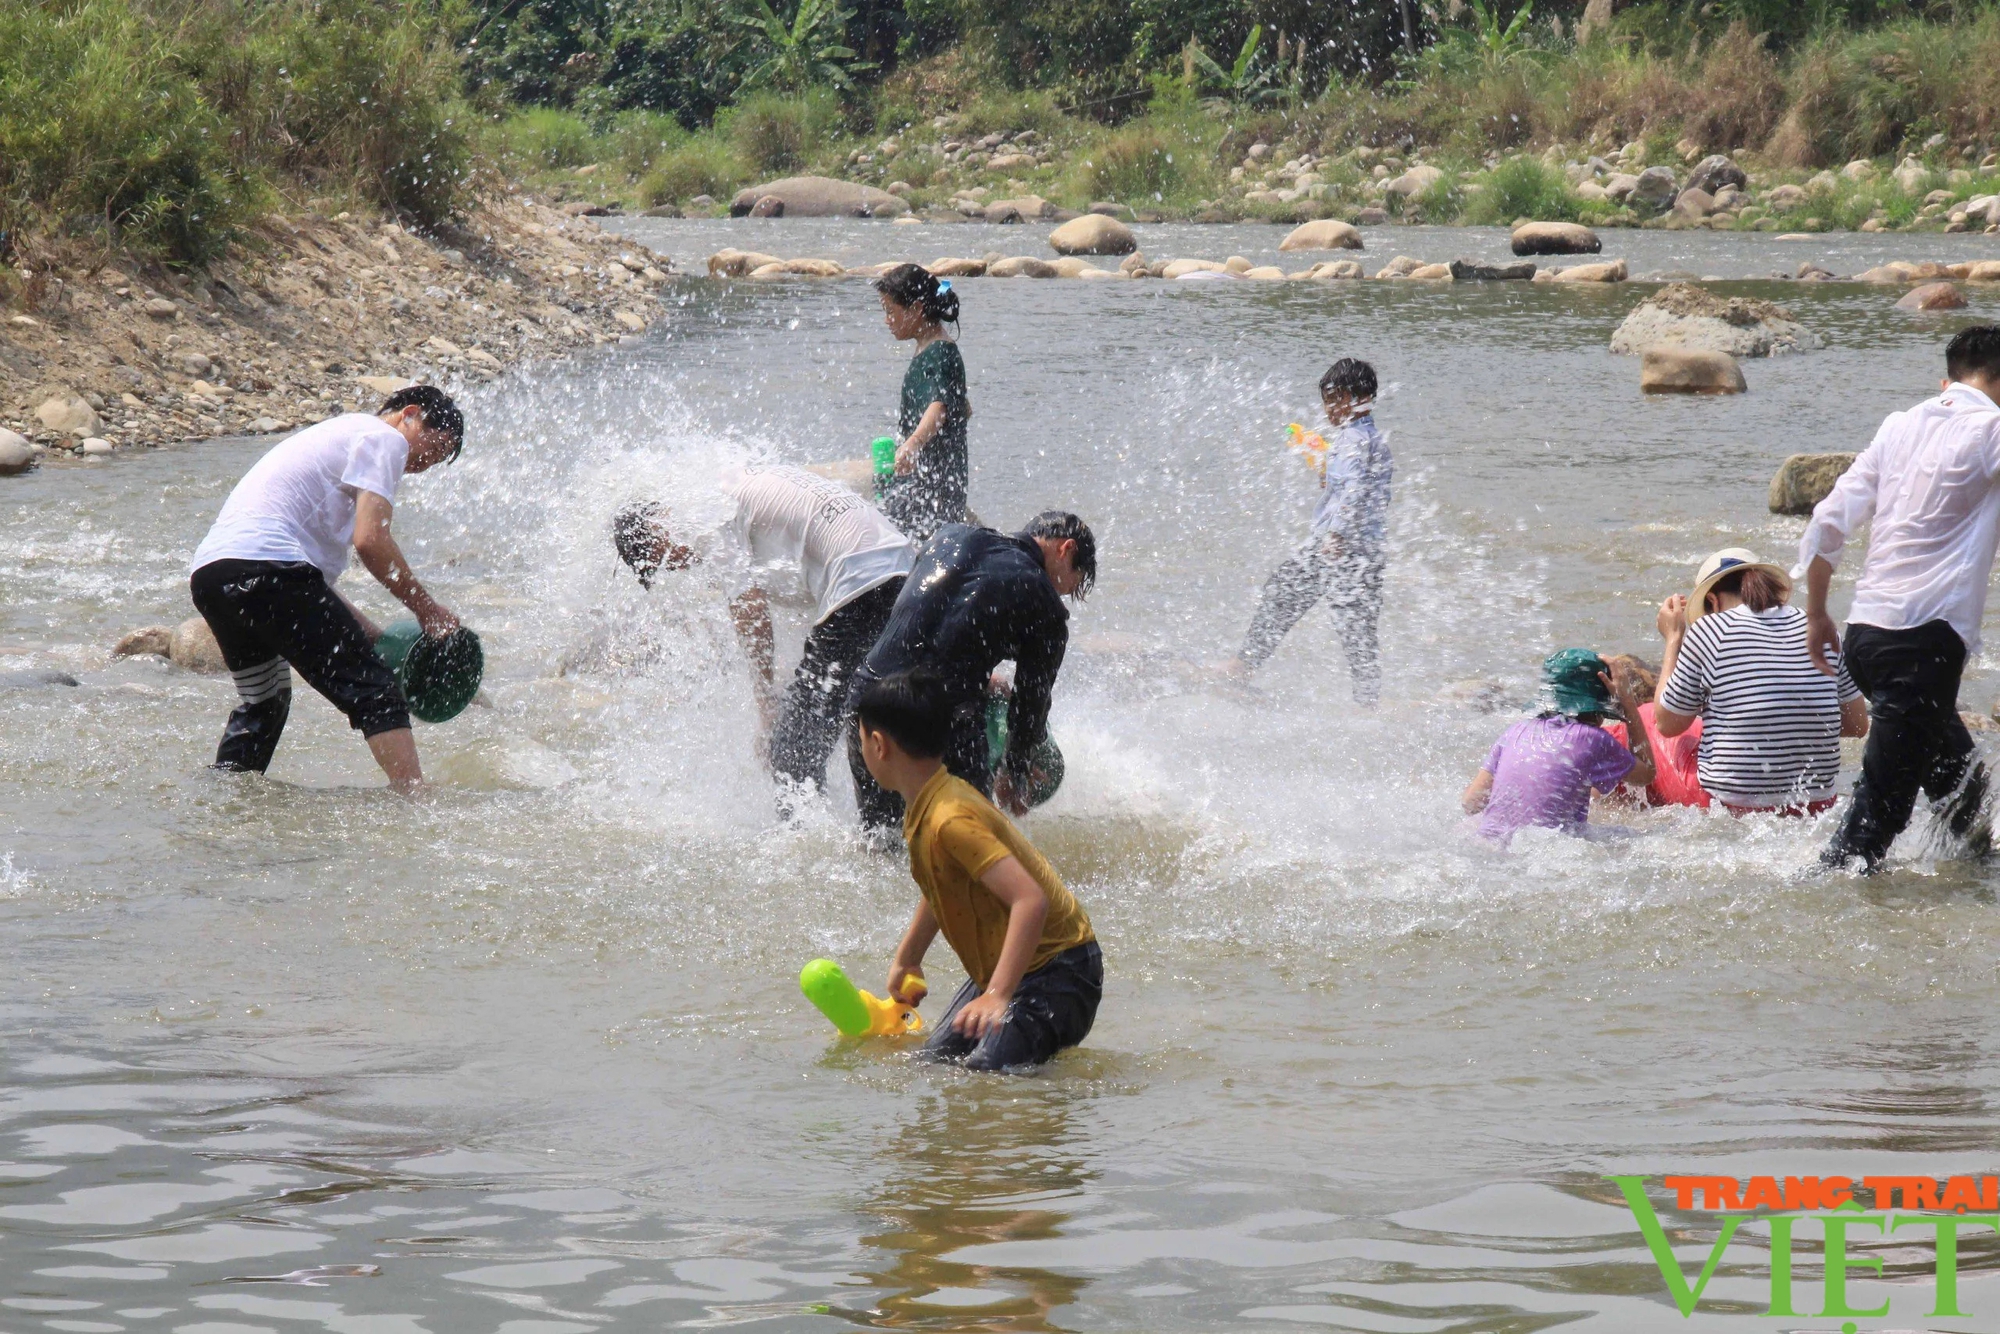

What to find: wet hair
left=875, top=262, right=960, bottom=327
left=855, top=669, right=953, bottom=759
left=1019, top=510, right=1096, bottom=593
left=1946, top=325, right=2000, bottom=383
left=1319, top=358, right=1378, bottom=402
left=613, top=501, right=668, bottom=588
left=380, top=385, right=465, bottom=460
left=1707, top=567, right=1788, bottom=613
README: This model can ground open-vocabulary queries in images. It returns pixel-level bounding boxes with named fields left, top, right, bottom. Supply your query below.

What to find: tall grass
left=722, top=90, right=842, bottom=176
left=1, top=0, right=470, bottom=264
left=1463, top=158, right=1580, bottom=224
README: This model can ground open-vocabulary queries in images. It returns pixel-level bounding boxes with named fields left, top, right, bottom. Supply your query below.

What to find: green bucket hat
left=1541, top=648, right=1613, bottom=717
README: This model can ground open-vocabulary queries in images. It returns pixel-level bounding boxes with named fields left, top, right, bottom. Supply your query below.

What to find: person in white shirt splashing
left=188, top=387, right=466, bottom=795
left=615, top=465, right=917, bottom=815
left=1799, top=326, right=2000, bottom=870
left=1233, top=357, right=1393, bottom=705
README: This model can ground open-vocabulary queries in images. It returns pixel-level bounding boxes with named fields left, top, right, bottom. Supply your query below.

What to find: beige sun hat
left=1688, top=547, right=1793, bottom=622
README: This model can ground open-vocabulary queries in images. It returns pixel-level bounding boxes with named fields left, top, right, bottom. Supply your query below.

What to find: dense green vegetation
left=10, top=0, right=2000, bottom=268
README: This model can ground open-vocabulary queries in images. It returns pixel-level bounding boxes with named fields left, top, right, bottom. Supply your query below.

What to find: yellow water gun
left=1285, top=423, right=1329, bottom=478
left=799, top=958, right=926, bottom=1037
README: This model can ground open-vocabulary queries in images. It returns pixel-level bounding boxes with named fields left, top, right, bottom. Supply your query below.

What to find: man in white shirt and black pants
left=1801, top=327, right=2000, bottom=870
left=613, top=465, right=917, bottom=814
left=189, top=387, right=466, bottom=795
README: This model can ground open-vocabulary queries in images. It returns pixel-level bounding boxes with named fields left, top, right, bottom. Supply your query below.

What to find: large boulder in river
left=113, top=626, right=174, bottom=658
left=1896, top=282, right=1968, bottom=311
left=1648, top=348, right=1744, bottom=394
left=0, top=429, right=36, bottom=476
left=170, top=617, right=228, bottom=673
left=986, top=256, right=1059, bottom=278
left=1279, top=220, right=1364, bottom=251
left=1511, top=221, right=1600, bottom=255
left=1684, top=154, right=1747, bottom=197
left=1449, top=259, right=1536, bottom=280
left=707, top=248, right=783, bottom=277
left=1641, top=347, right=1746, bottom=394
left=1609, top=282, right=1821, bottom=356
left=728, top=176, right=905, bottom=218
left=1769, top=453, right=1857, bottom=515
left=1048, top=214, right=1136, bottom=255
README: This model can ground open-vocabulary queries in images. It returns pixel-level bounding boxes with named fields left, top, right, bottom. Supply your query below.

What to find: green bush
left=606, top=110, right=687, bottom=177
left=722, top=89, right=841, bottom=176
left=0, top=0, right=252, bottom=263
left=1, top=0, right=472, bottom=262
left=1463, top=157, right=1578, bottom=224
left=641, top=137, right=744, bottom=204
left=208, top=0, right=471, bottom=226
left=1071, top=121, right=1217, bottom=206
left=493, top=107, right=600, bottom=170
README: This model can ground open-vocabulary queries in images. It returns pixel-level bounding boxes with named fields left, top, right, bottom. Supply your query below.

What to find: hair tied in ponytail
left=874, top=261, right=960, bottom=328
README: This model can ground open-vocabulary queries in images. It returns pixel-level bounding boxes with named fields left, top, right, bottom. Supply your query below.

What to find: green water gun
left=870, top=436, right=897, bottom=498
left=799, top=958, right=925, bottom=1038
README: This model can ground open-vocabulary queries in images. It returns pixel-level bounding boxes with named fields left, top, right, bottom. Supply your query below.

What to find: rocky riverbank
left=0, top=193, right=674, bottom=468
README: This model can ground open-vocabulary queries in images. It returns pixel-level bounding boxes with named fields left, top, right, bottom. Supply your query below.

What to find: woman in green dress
left=874, top=263, right=970, bottom=541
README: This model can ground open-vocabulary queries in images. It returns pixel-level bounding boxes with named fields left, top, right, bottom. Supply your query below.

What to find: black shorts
left=189, top=559, right=410, bottom=737
left=922, top=941, right=1103, bottom=1073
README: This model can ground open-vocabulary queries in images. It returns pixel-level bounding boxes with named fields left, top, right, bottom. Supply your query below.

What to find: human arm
left=946, top=855, right=1050, bottom=1039
left=993, top=591, right=1067, bottom=815
left=1461, top=768, right=1495, bottom=815
left=1603, top=666, right=1656, bottom=792
left=1650, top=595, right=1697, bottom=738
left=728, top=587, right=774, bottom=684
left=1803, top=555, right=1841, bottom=677
left=352, top=491, right=459, bottom=637
left=887, top=898, right=940, bottom=1010
left=1795, top=440, right=1882, bottom=674
left=894, top=401, right=948, bottom=475
left=728, top=586, right=778, bottom=730
left=1841, top=695, right=1871, bottom=737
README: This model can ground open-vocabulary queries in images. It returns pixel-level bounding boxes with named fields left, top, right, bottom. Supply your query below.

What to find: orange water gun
left=1285, top=423, right=1329, bottom=479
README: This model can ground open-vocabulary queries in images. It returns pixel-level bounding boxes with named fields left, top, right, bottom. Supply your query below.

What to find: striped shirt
left=1659, top=605, right=1860, bottom=807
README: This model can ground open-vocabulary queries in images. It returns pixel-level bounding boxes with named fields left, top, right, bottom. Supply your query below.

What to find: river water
left=6, top=220, right=2000, bottom=1331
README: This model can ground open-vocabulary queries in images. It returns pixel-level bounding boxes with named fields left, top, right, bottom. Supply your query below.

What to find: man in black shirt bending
left=847, top=511, right=1096, bottom=833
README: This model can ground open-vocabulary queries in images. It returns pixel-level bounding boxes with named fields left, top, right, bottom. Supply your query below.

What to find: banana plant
left=1187, top=26, right=1281, bottom=104
left=1467, top=0, right=1538, bottom=71
left=729, top=0, right=872, bottom=91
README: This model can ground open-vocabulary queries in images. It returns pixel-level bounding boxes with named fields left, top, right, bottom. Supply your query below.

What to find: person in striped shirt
left=1651, top=548, right=1869, bottom=814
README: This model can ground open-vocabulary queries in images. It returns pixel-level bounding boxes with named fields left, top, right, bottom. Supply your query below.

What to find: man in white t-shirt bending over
left=614, top=464, right=916, bottom=813
left=189, top=387, right=466, bottom=794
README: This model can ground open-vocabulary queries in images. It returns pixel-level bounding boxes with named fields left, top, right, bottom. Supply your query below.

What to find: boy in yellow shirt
left=854, top=670, right=1102, bottom=1072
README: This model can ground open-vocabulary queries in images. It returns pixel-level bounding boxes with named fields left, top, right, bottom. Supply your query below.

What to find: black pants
left=1239, top=539, right=1383, bottom=705
left=922, top=942, right=1102, bottom=1073
left=1825, top=620, right=1975, bottom=869
left=770, top=579, right=903, bottom=816
left=848, top=691, right=991, bottom=834
left=188, top=559, right=409, bottom=774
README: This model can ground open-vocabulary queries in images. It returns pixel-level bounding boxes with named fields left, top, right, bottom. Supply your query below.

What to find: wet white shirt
left=1310, top=415, right=1393, bottom=557
left=191, top=414, right=408, bottom=583
left=1796, top=382, right=2000, bottom=651
left=723, top=466, right=915, bottom=623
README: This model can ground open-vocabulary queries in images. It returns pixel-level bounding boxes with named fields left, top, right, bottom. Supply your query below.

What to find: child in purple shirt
left=1462, top=649, right=1656, bottom=844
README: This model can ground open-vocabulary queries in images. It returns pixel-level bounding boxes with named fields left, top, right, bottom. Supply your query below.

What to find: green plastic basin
left=375, top=620, right=483, bottom=724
